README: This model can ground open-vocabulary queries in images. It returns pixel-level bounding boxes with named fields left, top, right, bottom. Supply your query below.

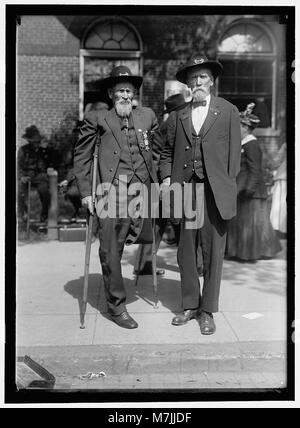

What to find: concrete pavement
left=16, top=237, right=287, bottom=390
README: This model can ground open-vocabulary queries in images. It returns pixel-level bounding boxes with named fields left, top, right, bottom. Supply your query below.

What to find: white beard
left=192, top=88, right=209, bottom=102
left=115, top=101, right=132, bottom=117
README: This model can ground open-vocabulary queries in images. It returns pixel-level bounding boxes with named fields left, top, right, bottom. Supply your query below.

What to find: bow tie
left=193, top=100, right=207, bottom=108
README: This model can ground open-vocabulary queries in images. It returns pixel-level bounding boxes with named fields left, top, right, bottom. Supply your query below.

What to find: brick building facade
left=17, top=13, right=289, bottom=166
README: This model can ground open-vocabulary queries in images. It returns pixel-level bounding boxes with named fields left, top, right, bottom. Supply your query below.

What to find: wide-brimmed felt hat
left=100, top=65, right=143, bottom=90
left=22, top=125, right=43, bottom=142
left=240, top=103, right=261, bottom=129
left=176, top=54, right=223, bottom=84
left=163, top=93, right=187, bottom=114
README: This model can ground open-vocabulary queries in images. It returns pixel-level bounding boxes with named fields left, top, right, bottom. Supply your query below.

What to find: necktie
left=193, top=100, right=207, bottom=108
left=122, top=117, right=129, bottom=135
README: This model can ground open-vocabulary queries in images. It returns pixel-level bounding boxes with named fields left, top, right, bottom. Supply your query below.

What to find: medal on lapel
left=138, top=129, right=152, bottom=151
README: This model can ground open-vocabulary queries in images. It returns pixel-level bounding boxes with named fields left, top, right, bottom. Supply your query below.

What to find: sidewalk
left=16, top=238, right=287, bottom=390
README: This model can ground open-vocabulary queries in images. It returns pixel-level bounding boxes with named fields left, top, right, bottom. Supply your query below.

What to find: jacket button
left=185, top=146, right=189, bottom=150
left=183, top=164, right=187, bottom=169
left=114, top=150, right=118, bottom=154
left=109, top=168, right=113, bottom=172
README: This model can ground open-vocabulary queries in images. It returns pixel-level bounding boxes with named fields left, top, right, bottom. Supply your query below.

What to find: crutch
left=80, top=136, right=100, bottom=329
left=152, top=218, right=159, bottom=309
left=134, top=244, right=145, bottom=295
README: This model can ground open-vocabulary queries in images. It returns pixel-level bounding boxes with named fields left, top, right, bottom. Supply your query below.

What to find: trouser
left=98, top=176, right=153, bottom=315
left=18, top=174, right=50, bottom=221
left=133, top=219, right=181, bottom=272
left=177, top=177, right=228, bottom=313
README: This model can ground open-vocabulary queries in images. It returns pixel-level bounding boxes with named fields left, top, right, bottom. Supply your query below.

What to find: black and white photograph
left=3, top=1, right=297, bottom=409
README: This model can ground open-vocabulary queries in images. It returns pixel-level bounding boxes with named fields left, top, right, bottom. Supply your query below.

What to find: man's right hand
left=82, top=196, right=94, bottom=215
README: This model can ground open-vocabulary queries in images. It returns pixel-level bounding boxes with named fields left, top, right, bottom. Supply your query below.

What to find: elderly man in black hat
left=159, top=55, right=241, bottom=335
left=18, top=125, right=59, bottom=223
left=74, top=65, right=162, bottom=329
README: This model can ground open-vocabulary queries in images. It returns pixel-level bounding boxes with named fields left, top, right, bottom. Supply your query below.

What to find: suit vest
left=115, top=115, right=148, bottom=183
left=190, top=124, right=205, bottom=181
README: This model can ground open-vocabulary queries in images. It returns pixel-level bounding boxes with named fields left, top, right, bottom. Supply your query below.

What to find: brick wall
left=17, top=55, right=79, bottom=144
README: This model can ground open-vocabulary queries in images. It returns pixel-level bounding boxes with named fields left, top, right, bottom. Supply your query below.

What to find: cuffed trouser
left=177, top=178, right=228, bottom=313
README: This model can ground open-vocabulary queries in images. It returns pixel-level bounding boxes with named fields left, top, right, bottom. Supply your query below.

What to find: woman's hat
left=100, top=65, right=143, bottom=90
left=240, top=103, right=261, bottom=129
left=22, top=125, right=43, bottom=142
left=163, top=93, right=187, bottom=114
left=176, top=54, right=223, bottom=84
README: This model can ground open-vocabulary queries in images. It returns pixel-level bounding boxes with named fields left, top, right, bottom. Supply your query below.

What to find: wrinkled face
left=186, top=67, right=214, bottom=102
left=108, top=81, right=135, bottom=117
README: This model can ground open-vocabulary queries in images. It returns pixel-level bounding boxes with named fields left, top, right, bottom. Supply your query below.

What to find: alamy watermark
left=94, top=175, right=204, bottom=229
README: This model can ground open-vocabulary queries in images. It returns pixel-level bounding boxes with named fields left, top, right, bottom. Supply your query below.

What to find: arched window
left=84, top=20, right=140, bottom=50
left=80, top=17, right=143, bottom=118
left=217, top=21, right=276, bottom=130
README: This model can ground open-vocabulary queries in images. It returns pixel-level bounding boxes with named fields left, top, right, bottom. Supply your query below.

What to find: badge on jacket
left=139, top=129, right=153, bottom=151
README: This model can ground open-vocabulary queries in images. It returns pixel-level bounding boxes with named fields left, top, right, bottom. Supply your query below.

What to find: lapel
left=104, top=108, right=122, bottom=149
left=201, top=95, right=221, bottom=137
left=179, top=104, right=193, bottom=146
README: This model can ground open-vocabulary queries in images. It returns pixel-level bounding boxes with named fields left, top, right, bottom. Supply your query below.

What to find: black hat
left=240, top=103, right=261, bottom=129
left=176, top=54, right=223, bottom=84
left=22, top=125, right=43, bottom=142
left=163, top=93, right=187, bottom=114
left=100, top=65, right=143, bottom=90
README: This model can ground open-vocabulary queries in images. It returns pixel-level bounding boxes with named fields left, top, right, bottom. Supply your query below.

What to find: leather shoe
left=172, top=309, right=198, bottom=326
left=111, top=311, right=138, bottom=329
left=133, top=267, right=165, bottom=276
left=198, top=311, right=216, bottom=335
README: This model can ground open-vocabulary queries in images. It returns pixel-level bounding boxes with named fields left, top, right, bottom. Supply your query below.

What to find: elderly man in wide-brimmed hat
left=74, top=65, right=162, bottom=329
left=159, top=54, right=241, bottom=335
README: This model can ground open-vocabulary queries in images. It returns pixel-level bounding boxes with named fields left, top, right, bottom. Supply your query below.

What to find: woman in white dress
left=270, top=143, right=287, bottom=234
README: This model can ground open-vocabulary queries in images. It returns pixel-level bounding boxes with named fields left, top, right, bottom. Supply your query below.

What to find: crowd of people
left=17, top=55, right=286, bottom=334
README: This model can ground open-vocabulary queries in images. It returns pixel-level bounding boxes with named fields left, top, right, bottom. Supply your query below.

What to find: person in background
left=270, top=142, right=287, bottom=236
left=133, top=93, right=187, bottom=276
left=18, top=125, right=59, bottom=223
left=226, top=103, right=281, bottom=262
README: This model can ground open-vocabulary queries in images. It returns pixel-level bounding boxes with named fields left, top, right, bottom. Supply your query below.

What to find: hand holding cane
left=80, top=136, right=100, bottom=329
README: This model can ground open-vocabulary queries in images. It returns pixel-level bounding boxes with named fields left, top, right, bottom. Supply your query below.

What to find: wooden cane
left=80, top=136, right=100, bottom=329
left=152, top=218, right=159, bottom=309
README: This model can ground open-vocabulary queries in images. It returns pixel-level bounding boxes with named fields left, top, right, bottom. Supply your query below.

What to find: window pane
left=113, top=23, right=129, bottom=42
left=237, top=61, right=253, bottom=77
left=85, top=32, right=104, bottom=49
left=104, top=40, right=120, bottom=49
left=253, top=61, right=272, bottom=77
left=254, top=78, right=272, bottom=93
left=237, top=78, right=253, bottom=93
left=220, top=61, right=235, bottom=77
left=218, top=77, right=235, bottom=93
left=120, top=31, right=139, bottom=50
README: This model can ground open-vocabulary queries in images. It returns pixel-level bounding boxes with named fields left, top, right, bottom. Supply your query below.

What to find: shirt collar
left=241, top=134, right=257, bottom=146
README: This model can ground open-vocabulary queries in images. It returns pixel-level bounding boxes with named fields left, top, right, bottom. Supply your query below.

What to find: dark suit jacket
left=159, top=95, right=241, bottom=220
left=237, top=138, right=268, bottom=199
left=74, top=106, right=162, bottom=198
